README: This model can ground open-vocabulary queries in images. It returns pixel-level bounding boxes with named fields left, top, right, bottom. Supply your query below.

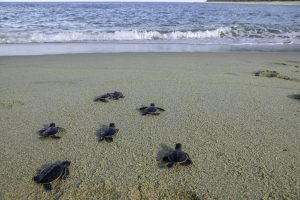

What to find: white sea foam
left=0, top=28, right=232, bottom=44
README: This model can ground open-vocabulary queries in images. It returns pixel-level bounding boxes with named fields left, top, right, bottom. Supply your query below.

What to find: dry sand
left=0, top=52, right=299, bottom=199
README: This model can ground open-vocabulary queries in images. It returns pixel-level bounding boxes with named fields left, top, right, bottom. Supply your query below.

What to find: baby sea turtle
left=97, top=123, right=119, bottom=142
left=33, top=160, right=71, bottom=191
left=38, top=123, right=65, bottom=139
left=139, top=103, right=165, bottom=115
left=163, top=143, right=192, bottom=168
left=94, top=91, right=124, bottom=102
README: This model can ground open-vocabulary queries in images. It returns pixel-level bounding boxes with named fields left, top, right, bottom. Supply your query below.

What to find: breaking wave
left=0, top=28, right=231, bottom=43
left=0, top=27, right=299, bottom=44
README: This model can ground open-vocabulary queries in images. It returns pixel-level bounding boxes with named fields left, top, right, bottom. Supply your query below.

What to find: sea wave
left=0, top=27, right=299, bottom=44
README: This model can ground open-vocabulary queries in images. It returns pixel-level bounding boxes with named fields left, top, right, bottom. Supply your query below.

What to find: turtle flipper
left=98, top=137, right=105, bottom=142
left=105, top=137, right=113, bottom=142
left=162, top=156, right=169, bottom=162
left=50, top=135, right=61, bottom=139
left=166, top=162, right=174, bottom=168
left=185, top=155, right=193, bottom=165
left=156, top=107, right=165, bottom=111
left=43, top=183, right=52, bottom=191
left=139, top=106, right=148, bottom=110
left=62, top=168, right=69, bottom=180
left=184, top=158, right=192, bottom=165
left=141, top=112, right=148, bottom=116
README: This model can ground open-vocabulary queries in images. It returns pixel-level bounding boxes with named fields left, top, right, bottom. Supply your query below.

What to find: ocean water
left=0, top=2, right=300, bottom=55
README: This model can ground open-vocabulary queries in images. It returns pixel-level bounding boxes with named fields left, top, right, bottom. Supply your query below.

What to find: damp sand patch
left=0, top=100, right=24, bottom=110
left=253, top=70, right=300, bottom=82
left=224, top=72, right=238, bottom=76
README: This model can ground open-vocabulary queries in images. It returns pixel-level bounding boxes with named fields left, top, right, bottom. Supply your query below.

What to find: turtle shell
left=168, top=150, right=188, bottom=163
left=147, top=106, right=157, bottom=113
left=36, top=164, right=64, bottom=184
left=40, top=127, right=59, bottom=137
left=110, top=91, right=124, bottom=98
left=103, top=127, right=118, bottom=137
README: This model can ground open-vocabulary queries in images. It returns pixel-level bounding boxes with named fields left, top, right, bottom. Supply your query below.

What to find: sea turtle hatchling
left=33, top=160, right=71, bottom=191
left=94, top=91, right=124, bottom=102
left=38, top=123, right=65, bottom=139
left=97, top=123, right=119, bottom=142
left=162, top=143, right=192, bottom=168
left=139, top=103, right=165, bottom=115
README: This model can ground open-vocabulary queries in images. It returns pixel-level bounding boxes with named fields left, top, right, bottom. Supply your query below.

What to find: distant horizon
left=0, top=0, right=206, bottom=2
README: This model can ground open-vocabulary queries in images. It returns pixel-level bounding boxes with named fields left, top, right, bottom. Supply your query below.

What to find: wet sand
left=0, top=52, right=299, bottom=199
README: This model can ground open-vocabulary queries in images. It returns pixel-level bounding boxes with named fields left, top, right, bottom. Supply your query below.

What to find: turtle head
left=49, top=123, right=56, bottom=127
left=61, top=160, right=71, bottom=168
left=109, top=123, right=115, bottom=127
left=175, top=143, right=182, bottom=151
left=150, top=103, right=155, bottom=107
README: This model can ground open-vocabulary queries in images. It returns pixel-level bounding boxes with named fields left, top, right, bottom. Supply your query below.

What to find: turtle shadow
left=287, top=94, right=300, bottom=100
left=136, top=105, right=147, bottom=115
left=95, top=125, right=109, bottom=141
left=156, top=143, right=173, bottom=169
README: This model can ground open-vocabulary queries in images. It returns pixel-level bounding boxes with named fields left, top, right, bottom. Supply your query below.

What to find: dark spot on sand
left=272, top=62, right=287, bottom=66
left=295, top=66, right=299, bottom=68
left=287, top=94, right=300, bottom=100
left=283, top=149, right=288, bottom=151
left=224, top=72, right=238, bottom=76
left=254, top=70, right=300, bottom=82
left=254, top=70, right=279, bottom=77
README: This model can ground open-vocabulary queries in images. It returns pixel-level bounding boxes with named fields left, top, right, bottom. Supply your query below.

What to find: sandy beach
left=0, top=52, right=299, bottom=199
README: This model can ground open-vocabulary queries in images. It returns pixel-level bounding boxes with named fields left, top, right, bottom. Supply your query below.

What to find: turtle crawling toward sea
left=38, top=123, right=65, bottom=139
left=97, top=123, right=119, bottom=142
left=162, top=143, right=192, bottom=168
left=139, top=103, right=165, bottom=115
left=33, top=160, right=71, bottom=191
left=94, top=91, right=124, bottom=102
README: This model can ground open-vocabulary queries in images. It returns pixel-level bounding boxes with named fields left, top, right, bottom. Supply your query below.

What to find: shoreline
left=1, top=43, right=300, bottom=56
left=0, top=52, right=299, bottom=199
